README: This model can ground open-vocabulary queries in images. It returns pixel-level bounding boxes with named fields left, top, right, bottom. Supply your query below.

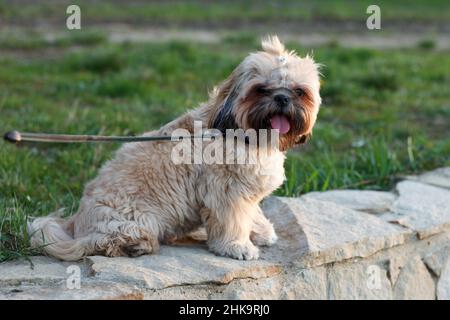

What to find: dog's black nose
left=274, top=94, right=290, bottom=108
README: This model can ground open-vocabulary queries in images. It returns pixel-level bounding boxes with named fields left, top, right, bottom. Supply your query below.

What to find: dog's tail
left=28, top=210, right=90, bottom=261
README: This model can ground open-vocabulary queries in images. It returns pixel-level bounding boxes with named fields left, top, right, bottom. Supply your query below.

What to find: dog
left=29, top=36, right=321, bottom=261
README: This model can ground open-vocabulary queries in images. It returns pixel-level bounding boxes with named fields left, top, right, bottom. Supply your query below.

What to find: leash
left=3, top=130, right=221, bottom=144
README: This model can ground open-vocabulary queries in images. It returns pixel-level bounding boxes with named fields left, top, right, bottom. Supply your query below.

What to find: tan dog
left=29, top=36, right=321, bottom=261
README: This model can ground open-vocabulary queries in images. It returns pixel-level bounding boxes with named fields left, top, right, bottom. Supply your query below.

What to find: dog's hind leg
left=89, top=232, right=159, bottom=257
left=79, top=209, right=160, bottom=258
left=85, top=226, right=159, bottom=258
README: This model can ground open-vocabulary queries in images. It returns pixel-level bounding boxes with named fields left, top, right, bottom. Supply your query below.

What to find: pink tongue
left=270, top=115, right=290, bottom=134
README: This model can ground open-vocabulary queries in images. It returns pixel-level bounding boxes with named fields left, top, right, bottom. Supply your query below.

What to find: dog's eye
left=256, top=86, right=269, bottom=95
left=294, top=88, right=305, bottom=97
left=295, top=88, right=305, bottom=96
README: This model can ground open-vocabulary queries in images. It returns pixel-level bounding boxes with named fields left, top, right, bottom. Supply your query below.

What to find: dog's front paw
left=210, top=240, right=259, bottom=260
left=251, top=230, right=278, bottom=247
left=251, top=224, right=278, bottom=247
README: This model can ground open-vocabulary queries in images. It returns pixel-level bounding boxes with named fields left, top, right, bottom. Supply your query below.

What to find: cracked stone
left=384, top=181, right=450, bottom=239
left=87, top=246, right=282, bottom=290
left=393, top=255, right=435, bottom=300
left=437, top=257, right=450, bottom=300
left=405, top=167, right=450, bottom=189
left=423, top=246, right=450, bottom=277
left=388, top=255, right=408, bottom=287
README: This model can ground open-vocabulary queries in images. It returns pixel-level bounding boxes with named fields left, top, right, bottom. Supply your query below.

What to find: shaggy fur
left=29, top=36, right=321, bottom=261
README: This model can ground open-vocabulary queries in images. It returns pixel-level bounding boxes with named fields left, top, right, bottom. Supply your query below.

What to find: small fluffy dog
left=30, top=36, right=321, bottom=261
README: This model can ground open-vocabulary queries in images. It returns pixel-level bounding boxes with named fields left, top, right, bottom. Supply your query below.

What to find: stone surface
left=393, top=255, right=436, bottom=300
left=0, top=256, right=82, bottom=286
left=279, top=267, right=327, bottom=299
left=219, top=276, right=283, bottom=300
left=303, top=190, right=396, bottom=214
left=0, top=167, right=449, bottom=300
left=423, top=246, right=450, bottom=277
left=384, top=181, right=450, bottom=239
left=263, top=196, right=410, bottom=267
left=328, top=263, right=393, bottom=299
left=405, top=167, right=450, bottom=189
left=388, top=254, right=408, bottom=287
left=217, top=266, right=328, bottom=300
left=0, top=281, right=142, bottom=300
left=437, top=257, right=450, bottom=300
left=87, top=246, right=281, bottom=290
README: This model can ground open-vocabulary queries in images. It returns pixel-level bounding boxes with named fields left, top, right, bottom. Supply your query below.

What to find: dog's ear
left=295, top=133, right=311, bottom=145
left=210, top=72, right=239, bottom=131
left=212, top=91, right=238, bottom=132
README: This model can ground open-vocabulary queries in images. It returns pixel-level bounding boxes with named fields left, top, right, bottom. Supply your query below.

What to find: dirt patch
left=110, top=28, right=450, bottom=50
left=1, top=20, right=449, bottom=60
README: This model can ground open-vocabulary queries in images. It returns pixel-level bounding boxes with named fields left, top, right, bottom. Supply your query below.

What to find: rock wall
left=1, top=167, right=449, bottom=300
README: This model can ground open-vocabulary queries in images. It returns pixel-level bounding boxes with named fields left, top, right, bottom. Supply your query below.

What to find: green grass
left=0, top=30, right=107, bottom=50
left=1, top=0, right=449, bottom=24
left=417, top=39, right=436, bottom=50
left=0, top=36, right=449, bottom=262
left=0, top=199, right=42, bottom=262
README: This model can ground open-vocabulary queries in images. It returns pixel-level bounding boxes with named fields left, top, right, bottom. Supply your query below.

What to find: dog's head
left=210, top=35, right=321, bottom=151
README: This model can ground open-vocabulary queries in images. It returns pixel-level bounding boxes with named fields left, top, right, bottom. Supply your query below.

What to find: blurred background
left=0, top=0, right=449, bottom=260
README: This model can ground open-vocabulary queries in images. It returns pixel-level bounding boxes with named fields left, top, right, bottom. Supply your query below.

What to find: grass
left=417, top=39, right=436, bottom=50
left=0, top=199, right=42, bottom=262
left=0, top=30, right=107, bottom=50
left=1, top=32, right=449, bottom=262
left=1, top=0, right=449, bottom=24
